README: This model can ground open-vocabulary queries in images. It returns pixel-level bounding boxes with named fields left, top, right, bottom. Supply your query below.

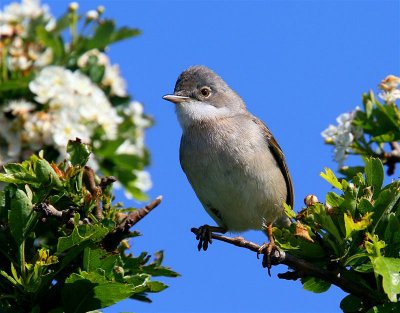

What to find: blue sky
left=21, top=0, right=400, bottom=312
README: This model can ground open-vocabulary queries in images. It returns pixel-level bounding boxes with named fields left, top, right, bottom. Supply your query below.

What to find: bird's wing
left=252, top=117, right=294, bottom=209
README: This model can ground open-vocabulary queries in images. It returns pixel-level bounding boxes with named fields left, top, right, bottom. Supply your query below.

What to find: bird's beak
left=162, top=94, right=190, bottom=104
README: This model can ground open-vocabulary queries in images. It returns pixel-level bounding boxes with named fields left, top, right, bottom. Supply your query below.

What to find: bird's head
left=163, top=66, right=246, bottom=128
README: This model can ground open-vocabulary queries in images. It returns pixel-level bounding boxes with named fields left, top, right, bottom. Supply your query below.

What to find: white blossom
left=321, top=107, right=363, bottom=166
left=123, top=101, right=151, bottom=128
left=4, top=99, right=35, bottom=116
left=77, top=49, right=109, bottom=67
left=77, top=49, right=127, bottom=97
left=0, top=0, right=49, bottom=23
left=27, top=66, right=122, bottom=152
left=103, top=64, right=127, bottom=97
left=133, top=170, right=152, bottom=192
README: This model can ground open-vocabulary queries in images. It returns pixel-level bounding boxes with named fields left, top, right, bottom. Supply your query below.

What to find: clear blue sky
left=22, top=1, right=400, bottom=312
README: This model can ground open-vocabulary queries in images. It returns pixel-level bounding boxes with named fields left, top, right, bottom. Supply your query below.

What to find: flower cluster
left=0, top=0, right=150, bottom=198
left=321, top=107, right=363, bottom=166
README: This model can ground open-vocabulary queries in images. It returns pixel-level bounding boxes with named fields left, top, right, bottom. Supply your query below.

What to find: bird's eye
left=200, top=87, right=211, bottom=98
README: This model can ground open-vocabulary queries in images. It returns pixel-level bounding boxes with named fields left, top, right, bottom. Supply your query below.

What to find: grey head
left=163, top=66, right=247, bottom=128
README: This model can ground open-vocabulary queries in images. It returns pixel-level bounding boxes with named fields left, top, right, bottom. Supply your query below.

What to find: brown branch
left=102, top=196, right=163, bottom=251
left=191, top=228, right=380, bottom=306
left=383, top=142, right=400, bottom=175
left=128, top=195, right=163, bottom=227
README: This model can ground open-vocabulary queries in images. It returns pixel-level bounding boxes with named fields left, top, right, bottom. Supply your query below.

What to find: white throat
left=175, top=100, right=231, bottom=129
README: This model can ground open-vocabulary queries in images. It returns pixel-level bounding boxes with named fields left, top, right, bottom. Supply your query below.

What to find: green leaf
left=35, top=158, right=62, bottom=188
left=110, top=27, right=141, bottom=43
left=371, top=133, right=398, bottom=143
left=358, top=198, right=374, bottom=215
left=86, top=20, right=115, bottom=50
left=8, top=189, right=35, bottom=245
left=339, top=166, right=365, bottom=180
left=0, top=77, right=30, bottom=92
left=54, top=12, right=71, bottom=33
left=67, top=140, right=91, bottom=166
left=57, top=224, right=109, bottom=253
left=344, top=212, right=373, bottom=239
left=366, top=302, right=400, bottom=313
left=88, top=65, right=105, bottom=84
left=326, top=192, right=344, bottom=208
left=371, top=186, right=400, bottom=231
left=36, top=25, right=65, bottom=62
left=0, top=161, right=40, bottom=186
left=146, top=281, right=167, bottom=292
left=340, top=294, right=363, bottom=313
left=320, top=168, right=343, bottom=190
left=62, top=272, right=134, bottom=313
left=372, top=257, right=400, bottom=302
left=83, top=247, right=118, bottom=278
left=311, top=203, right=343, bottom=248
left=364, top=158, right=384, bottom=193
left=301, top=276, right=331, bottom=293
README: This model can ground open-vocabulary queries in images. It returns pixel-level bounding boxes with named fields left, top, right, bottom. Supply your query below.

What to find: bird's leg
left=193, top=225, right=227, bottom=251
left=258, top=222, right=279, bottom=276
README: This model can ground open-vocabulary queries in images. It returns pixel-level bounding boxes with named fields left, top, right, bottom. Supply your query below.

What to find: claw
left=259, top=222, right=279, bottom=276
left=192, top=225, right=226, bottom=251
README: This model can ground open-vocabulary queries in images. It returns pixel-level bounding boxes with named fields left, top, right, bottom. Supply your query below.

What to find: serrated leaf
left=110, top=27, right=141, bottom=43
left=371, top=187, right=400, bottom=231
left=364, top=158, right=384, bottom=193
left=8, top=189, right=34, bottom=245
left=358, top=198, right=374, bottom=215
left=301, top=276, right=331, bottom=293
left=326, top=192, right=344, bottom=207
left=372, top=257, right=400, bottom=302
left=320, top=168, right=342, bottom=190
left=146, top=281, right=167, bottom=292
left=339, top=166, right=365, bottom=180
left=86, top=20, right=115, bottom=50
left=67, top=139, right=91, bottom=166
left=311, top=203, right=343, bottom=247
left=57, top=224, right=109, bottom=253
left=83, top=247, right=118, bottom=278
left=344, top=212, right=373, bottom=239
left=63, top=272, right=133, bottom=313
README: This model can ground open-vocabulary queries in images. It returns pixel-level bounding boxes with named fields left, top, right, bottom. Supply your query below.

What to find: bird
left=163, top=66, right=294, bottom=268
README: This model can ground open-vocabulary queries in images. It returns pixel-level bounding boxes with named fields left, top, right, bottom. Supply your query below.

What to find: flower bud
left=86, top=10, right=99, bottom=20
left=304, top=194, right=318, bottom=207
left=97, top=5, right=105, bottom=14
left=69, top=2, right=79, bottom=11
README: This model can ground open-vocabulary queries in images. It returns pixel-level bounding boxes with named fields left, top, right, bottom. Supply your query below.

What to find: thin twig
left=190, top=228, right=380, bottom=306
left=102, top=196, right=163, bottom=251
left=383, top=142, right=400, bottom=175
left=129, top=196, right=163, bottom=226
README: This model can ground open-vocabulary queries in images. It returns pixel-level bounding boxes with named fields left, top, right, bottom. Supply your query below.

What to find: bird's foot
left=257, top=242, right=281, bottom=276
left=191, top=225, right=226, bottom=251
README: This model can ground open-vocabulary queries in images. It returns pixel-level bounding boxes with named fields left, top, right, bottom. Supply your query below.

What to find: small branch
left=128, top=196, right=163, bottom=227
left=102, top=196, right=163, bottom=251
left=382, top=142, right=400, bottom=175
left=191, top=229, right=380, bottom=306
left=34, top=203, right=72, bottom=220
left=82, top=166, right=103, bottom=220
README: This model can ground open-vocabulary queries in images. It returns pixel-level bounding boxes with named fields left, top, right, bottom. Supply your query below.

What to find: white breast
left=180, top=116, right=287, bottom=232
